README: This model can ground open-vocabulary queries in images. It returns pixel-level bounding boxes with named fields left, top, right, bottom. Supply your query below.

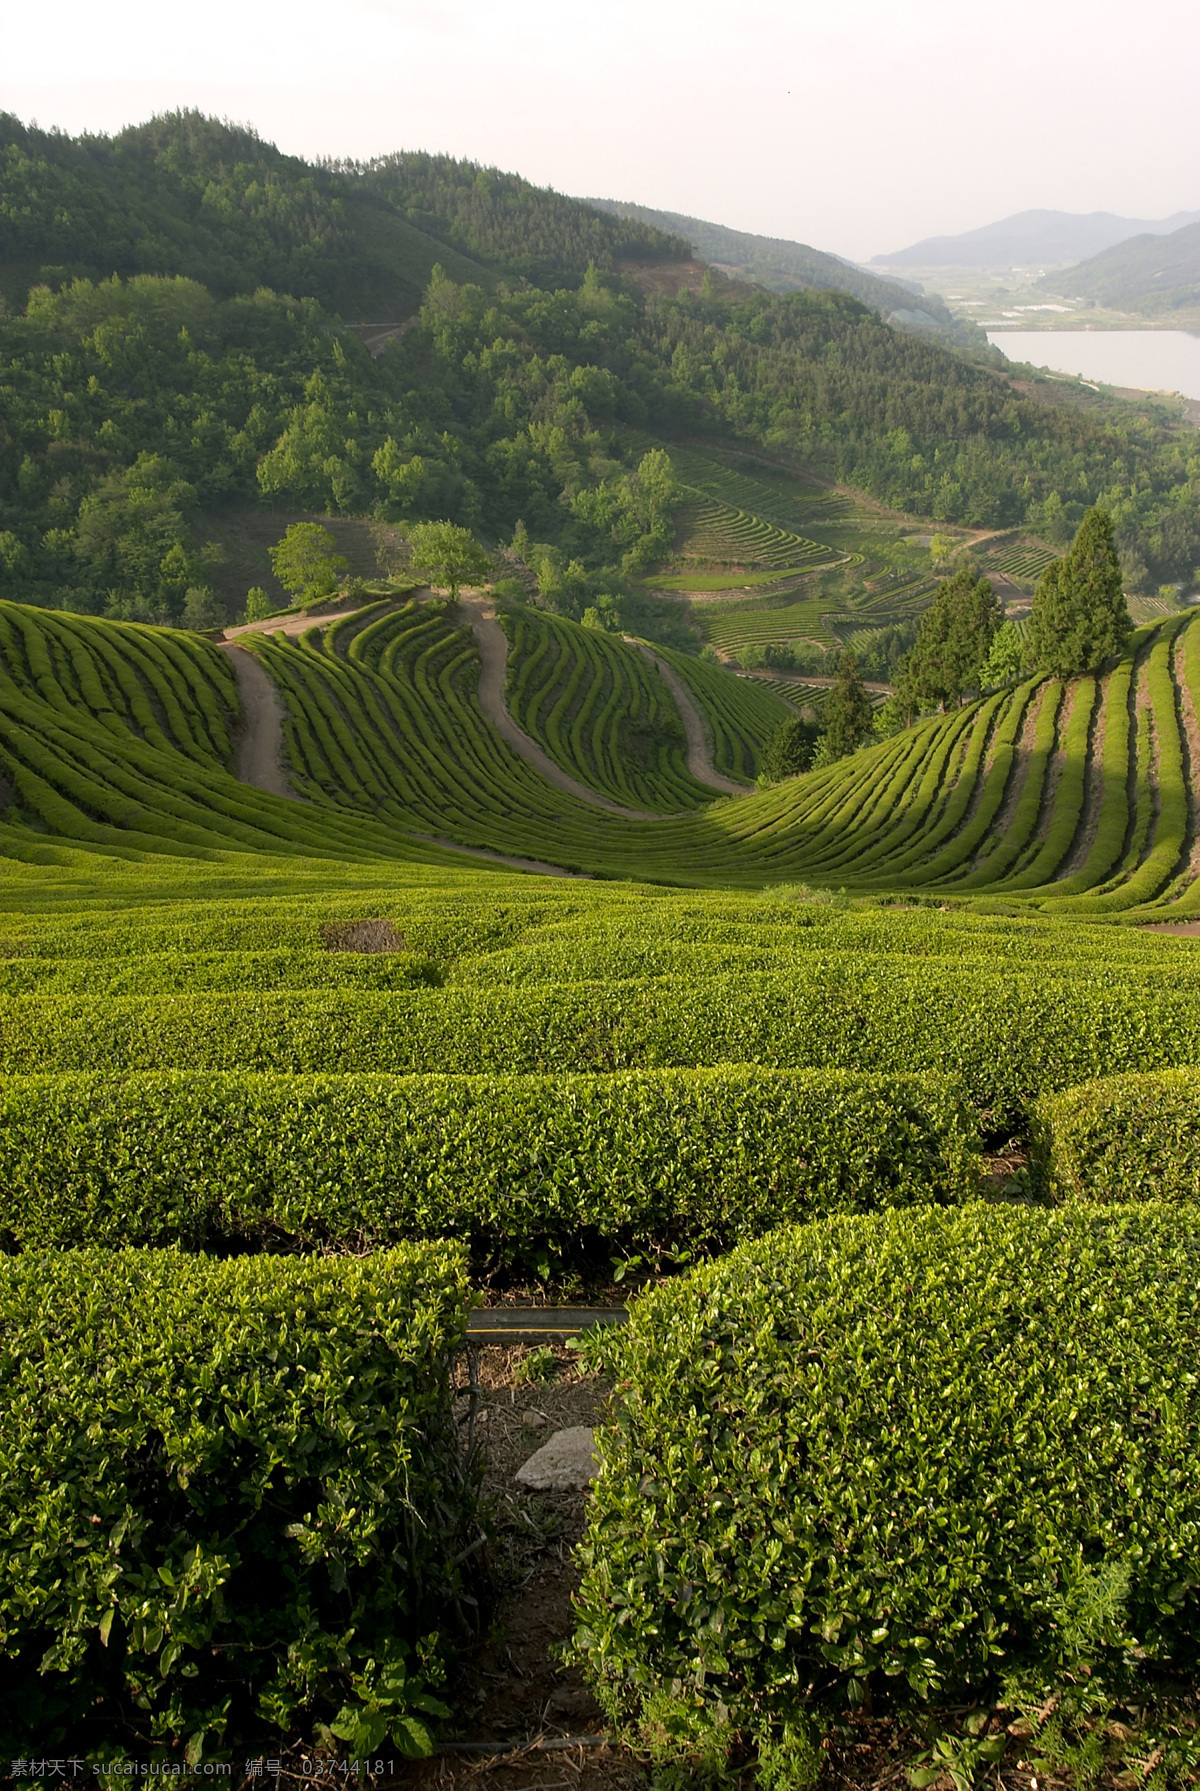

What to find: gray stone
left=515, top=1426, right=597, bottom=1492
left=521, top=1409, right=549, bottom=1431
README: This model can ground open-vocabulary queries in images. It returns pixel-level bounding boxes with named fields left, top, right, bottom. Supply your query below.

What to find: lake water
left=985, top=330, right=1200, bottom=401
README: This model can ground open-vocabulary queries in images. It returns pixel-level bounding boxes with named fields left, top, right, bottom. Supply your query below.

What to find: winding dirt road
left=221, top=644, right=306, bottom=802
left=629, top=642, right=752, bottom=795
left=224, top=603, right=376, bottom=642
left=452, top=597, right=662, bottom=818
left=221, top=589, right=750, bottom=824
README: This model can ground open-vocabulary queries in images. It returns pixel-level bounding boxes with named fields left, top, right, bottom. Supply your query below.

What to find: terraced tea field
left=0, top=593, right=1199, bottom=916
left=992, top=541, right=1060, bottom=584
left=499, top=606, right=757, bottom=805
left=662, top=497, right=845, bottom=585
left=5, top=595, right=1200, bottom=1772
left=639, top=440, right=968, bottom=666
left=697, top=594, right=840, bottom=658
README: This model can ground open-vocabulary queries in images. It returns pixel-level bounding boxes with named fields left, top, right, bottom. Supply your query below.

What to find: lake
left=985, top=330, right=1200, bottom=401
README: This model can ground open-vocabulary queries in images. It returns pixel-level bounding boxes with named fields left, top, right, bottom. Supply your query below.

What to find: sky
left=2, top=0, right=1196, bottom=263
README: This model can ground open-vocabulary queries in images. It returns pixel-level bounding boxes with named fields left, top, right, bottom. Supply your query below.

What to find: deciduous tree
left=406, top=521, right=492, bottom=599
left=268, top=523, right=348, bottom=603
left=243, top=587, right=274, bottom=622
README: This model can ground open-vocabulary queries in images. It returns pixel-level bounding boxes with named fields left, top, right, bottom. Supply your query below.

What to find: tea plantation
left=1, top=591, right=1199, bottom=1777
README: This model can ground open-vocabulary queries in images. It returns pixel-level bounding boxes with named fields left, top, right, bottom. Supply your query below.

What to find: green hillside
left=0, top=112, right=489, bottom=317
left=586, top=195, right=967, bottom=333
left=0, top=591, right=1197, bottom=918
left=2, top=109, right=1199, bottom=633
left=0, top=113, right=688, bottom=318
left=1037, top=218, right=1200, bottom=314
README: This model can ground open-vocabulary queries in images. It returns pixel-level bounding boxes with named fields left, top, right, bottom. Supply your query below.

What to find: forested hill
left=1036, top=219, right=1200, bottom=314
left=587, top=197, right=958, bottom=329
left=0, top=113, right=688, bottom=318
left=0, top=110, right=1197, bottom=626
left=352, top=154, right=692, bottom=289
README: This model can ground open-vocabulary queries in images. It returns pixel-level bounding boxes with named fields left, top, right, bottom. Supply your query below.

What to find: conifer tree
left=816, top=653, right=874, bottom=763
left=896, top=563, right=1002, bottom=711
left=1029, top=507, right=1131, bottom=675
left=759, top=715, right=820, bottom=782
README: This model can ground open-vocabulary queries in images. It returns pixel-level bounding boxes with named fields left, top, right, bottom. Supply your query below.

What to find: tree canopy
left=760, top=716, right=821, bottom=783
left=268, top=523, right=348, bottom=602
left=817, top=655, right=875, bottom=764
left=405, top=521, right=491, bottom=599
left=896, top=563, right=1003, bottom=711
left=1029, top=507, right=1131, bottom=676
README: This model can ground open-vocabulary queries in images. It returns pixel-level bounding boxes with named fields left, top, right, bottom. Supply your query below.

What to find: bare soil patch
left=392, top=1347, right=629, bottom=1789
left=321, top=917, right=407, bottom=953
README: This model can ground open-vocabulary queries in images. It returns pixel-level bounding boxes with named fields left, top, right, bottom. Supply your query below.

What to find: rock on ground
left=515, top=1425, right=597, bottom=1492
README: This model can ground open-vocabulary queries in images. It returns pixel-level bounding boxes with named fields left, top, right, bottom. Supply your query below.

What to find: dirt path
left=223, top=602, right=374, bottom=641
left=412, top=836, right=595, bottom=879
left=741, top=666, right=893, bottom=695
left=630, top=642, right=751, bottom=795
left=452, top=597, right=661, bottom=819
left=221, top=645, right=306, bottom=802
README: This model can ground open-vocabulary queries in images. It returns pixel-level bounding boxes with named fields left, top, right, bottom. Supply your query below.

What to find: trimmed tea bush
left=0, top=1246, right=473, bottom=1754
left=0, top=948, right=444, bottom=995
left=574, top=1206, right=1200, bottom=1746
left=5, top=967, right=1200, bottom=1118
left=1032, top=1068, right=1200, bottom=1202
left=0, top=1068, right=976, bottom=1264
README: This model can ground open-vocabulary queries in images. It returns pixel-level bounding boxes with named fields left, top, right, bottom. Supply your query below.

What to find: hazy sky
left=3, top=0, right=1195, bottom=262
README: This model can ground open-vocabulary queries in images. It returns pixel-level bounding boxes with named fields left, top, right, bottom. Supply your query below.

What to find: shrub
left=1032, top=1068, right=1200, bottom=1202
left=6, top=966, right=1200, bottom=1120
left=0, top=1068, right=977, bottom=1265
left=0, top=948, right=444, bottom=996
left=574, top=1206, right=1200, bottom=1752
left=0, top=1245, right=473, bottom=1756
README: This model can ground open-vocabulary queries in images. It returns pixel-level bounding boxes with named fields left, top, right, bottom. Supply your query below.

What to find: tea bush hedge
left=574, top=1206, right=1200, bottom=1745
left=0, top=948, right=444, bottom=996
left=6, top=966, right=1200, bottom=1118
left=0, top=1245, right=473, bottom=1755
left=0, top=1068, right=976, bottom=1263
left=1032, top=1068, right=1200, bottom=1202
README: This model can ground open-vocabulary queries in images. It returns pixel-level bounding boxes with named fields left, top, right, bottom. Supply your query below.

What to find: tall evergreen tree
left=896, top=563, right=1002, bottom=711
left=1029, top=507, right=1131, bottom=675
left=817, top=653, right=874, bottom=763
left=760, top=715, right=820, bottom=782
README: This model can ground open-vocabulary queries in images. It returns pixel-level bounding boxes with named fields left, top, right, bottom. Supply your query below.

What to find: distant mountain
left=585, top=198, right=960, bottom=332
left=1036, top=219, right=1200, bottom=313
left=872, top=209, right=1200, bottom=271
